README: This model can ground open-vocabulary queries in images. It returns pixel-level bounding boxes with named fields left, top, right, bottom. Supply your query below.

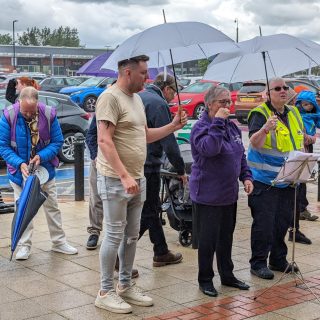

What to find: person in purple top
left=189, top=85, right=253, bottom=297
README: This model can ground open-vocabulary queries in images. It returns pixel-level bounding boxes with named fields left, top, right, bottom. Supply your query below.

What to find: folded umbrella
left=10, top=165, right=48, bottom=260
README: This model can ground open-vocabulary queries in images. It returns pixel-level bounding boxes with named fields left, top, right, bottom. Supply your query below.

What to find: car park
left=39, top=76, right=83, bottom=93
left=234, top=79, right=320, bottom=124
left=60, top=76, right=116, bottom=112
left=0, top=91, right=90, bottom=163
left=169, top=80, right=243, bottom=119
left=0, top=72, right=47, bottom=90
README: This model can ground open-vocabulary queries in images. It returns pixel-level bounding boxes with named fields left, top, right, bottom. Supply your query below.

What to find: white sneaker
left=15, top=246, right=31, bottom=260
left=52, top=242, right=78, bottom=255
left=116, top=282, right=153, bottom=307
left=95, top=289, right=132, bottom=314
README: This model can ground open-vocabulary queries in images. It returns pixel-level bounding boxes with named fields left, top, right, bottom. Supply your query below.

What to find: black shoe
left=288, top=230, right=312, bottom=245
left=199, top=285, right=218, bottom=297
left=269, top=263, right=299, bottom=273
left=86, top=234, right=99, bottom=250
left=250, top=267, right=274, bottom=280
left=221, top=278, right=250, bottom=290
left=114, top=256, right=139, bottom=279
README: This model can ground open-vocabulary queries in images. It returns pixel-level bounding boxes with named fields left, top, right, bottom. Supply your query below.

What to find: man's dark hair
left=117, top=55, right=149, bottom=70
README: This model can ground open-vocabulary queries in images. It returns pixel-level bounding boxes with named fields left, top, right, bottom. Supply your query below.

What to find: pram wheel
left=179, top=229, right=192, bottom=247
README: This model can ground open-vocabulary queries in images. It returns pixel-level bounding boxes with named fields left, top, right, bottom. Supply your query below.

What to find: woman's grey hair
left=204, top=85, right=229, bottom=106
left=268, top=77, right=284, bottom=87
left=19, top=87, right=38, bottom=104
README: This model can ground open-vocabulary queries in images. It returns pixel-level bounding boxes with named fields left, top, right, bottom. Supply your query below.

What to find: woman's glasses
left=270, top=86, right=290, bottom=92
left=217, top=99, right=232, bottom=105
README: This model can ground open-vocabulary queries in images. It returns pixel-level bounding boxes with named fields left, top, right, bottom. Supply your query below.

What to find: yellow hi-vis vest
left=247, top=103, right=304, bottom=186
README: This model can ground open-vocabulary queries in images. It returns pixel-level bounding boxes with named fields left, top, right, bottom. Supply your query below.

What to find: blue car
left=60, top=77, right=116, bottom=112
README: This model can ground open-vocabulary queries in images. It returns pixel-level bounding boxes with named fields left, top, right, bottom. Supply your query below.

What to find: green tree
left=17, top=26, right=80, bottom=47
left=198, top=59, right=210, bottom=75
left=0, top=33, right=13, bottom=45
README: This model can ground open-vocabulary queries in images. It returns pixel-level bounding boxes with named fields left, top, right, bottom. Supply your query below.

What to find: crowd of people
left=1, top=56, right=320, bottom=314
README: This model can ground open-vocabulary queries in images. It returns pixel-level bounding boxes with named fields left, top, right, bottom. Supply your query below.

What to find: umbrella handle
left=28, top=162, right=35, bottom=175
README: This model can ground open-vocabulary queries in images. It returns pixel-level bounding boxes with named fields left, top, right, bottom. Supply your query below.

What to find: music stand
left=254, top=151, right=320, bottom=303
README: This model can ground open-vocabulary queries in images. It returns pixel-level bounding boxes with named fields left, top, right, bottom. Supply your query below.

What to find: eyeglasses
left=270, top=86, right=290, bottom=92
left=217, top=99, right=232, bottom=105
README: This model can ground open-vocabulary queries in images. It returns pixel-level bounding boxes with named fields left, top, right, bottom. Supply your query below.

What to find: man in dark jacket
left=138, top=73, right=186, bottom=266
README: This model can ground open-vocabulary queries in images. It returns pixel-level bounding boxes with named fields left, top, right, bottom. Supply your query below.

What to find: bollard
left=74, top=132, right=85, bottom=201
left=318, top=161, right=320, bottom=202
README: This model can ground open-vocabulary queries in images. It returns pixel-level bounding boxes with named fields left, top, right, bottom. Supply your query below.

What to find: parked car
left=0, top=91, right=90, bottom=163
left=60, top=76, right=116, bottom=112
left=0, top=72, right=47, bottom=90
left=234, top=79, right=320, bottom=124
left=169, top=80, right=243, bottom=119
left=39, top=76, right=83, bottom=93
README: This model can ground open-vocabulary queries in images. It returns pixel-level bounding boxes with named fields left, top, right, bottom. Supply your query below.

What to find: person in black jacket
left=138, top=73, right=186, bottom=267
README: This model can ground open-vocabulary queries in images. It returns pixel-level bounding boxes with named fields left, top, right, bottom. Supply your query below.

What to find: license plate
left=240, top=97, right=255, bottom=102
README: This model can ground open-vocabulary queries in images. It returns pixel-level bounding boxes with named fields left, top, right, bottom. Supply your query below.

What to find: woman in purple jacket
left=190, top=86, right=253, bottom=297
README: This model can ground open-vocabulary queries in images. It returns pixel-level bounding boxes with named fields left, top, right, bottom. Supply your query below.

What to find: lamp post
left=234, top=18, right=239, bottom=43
left=12, top=20, right=18, bottom=70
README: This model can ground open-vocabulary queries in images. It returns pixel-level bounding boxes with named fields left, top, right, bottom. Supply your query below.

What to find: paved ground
left=1, top=121, right=320, bottom=319
left=0, top=179, right=320, bottom=319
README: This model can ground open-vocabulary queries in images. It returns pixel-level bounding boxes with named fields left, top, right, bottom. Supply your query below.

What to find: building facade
left=0, top=45, right=107, bottom=75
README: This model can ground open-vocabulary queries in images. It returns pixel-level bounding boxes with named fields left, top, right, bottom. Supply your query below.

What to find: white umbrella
left=102, top=21, right=238, bottom=71
left=203, top=34, right=320, bottom=84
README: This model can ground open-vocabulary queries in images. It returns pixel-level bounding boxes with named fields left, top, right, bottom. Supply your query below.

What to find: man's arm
left=146, top=111, right=187, bottom=143
left=97, top=120, right=139, bottom=194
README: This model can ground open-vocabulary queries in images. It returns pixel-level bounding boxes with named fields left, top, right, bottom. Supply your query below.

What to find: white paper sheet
left=273, top=151, right=320, bottom=184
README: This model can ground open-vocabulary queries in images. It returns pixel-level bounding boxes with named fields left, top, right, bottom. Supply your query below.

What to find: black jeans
left=194, top=202, right=237, bottom=288
left=249, top=181, right=294, bottom=270
left=139, top=172, right=169, bottom=256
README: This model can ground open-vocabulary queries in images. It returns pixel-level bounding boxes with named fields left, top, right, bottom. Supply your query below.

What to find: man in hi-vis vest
left=247, top=77, right=304, bottom=280
left=0, top=87, right=77, bottom=260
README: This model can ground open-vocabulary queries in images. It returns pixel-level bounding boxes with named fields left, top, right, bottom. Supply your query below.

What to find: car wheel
left=58, top=132, right=76, bottom=163
left=84, top=96, right=97, bottom=112
left=193, top=104, right=205, bottom=119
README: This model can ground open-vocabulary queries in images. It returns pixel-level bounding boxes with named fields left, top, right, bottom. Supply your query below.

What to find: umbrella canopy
left=77, top=52, right=171, bottom=79
left=10, top=173, right=48, bottom=260
left=203, top=34, right=320, bottom=83
left=101, top=21, right=238, bottom=71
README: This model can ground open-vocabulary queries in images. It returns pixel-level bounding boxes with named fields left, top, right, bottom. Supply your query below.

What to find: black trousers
left=249, top=181, right=294, bottom=270
left=194, top=202, right=237, bottom=287
left=139, top=172, right=169, bottom=256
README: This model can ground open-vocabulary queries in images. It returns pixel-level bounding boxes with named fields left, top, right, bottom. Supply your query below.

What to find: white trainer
left=52, top=242, right=78, bottom=255
left=116, top=282, right=153, bottom=307
left=15, top=246, right=31, bottom=260
left=95, top=289, right=132, bottom=314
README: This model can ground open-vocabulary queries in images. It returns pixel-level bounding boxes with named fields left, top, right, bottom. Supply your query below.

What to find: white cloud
left=0, top=0, right=319, bottom=48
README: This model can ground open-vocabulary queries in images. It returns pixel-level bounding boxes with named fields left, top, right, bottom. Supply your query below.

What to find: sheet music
left=273, top=151, right=320, bottom=184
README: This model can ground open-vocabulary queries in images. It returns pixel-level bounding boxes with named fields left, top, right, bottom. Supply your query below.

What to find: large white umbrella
left=102, top=21, right=238, bottom=71
left=203, top=34, right=320, bottom=85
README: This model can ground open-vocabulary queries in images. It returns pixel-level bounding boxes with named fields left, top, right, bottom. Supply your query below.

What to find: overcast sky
left=1, top=0, right=319, bottom=48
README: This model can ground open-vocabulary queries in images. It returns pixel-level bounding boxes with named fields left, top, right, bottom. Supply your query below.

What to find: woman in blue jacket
left=189, top=86, right=253, bottom=297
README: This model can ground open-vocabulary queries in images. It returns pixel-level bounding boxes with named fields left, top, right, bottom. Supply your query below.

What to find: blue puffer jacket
left=0, top=112, right=63, bottom=186
left=296, top=90, right=320, bottom=136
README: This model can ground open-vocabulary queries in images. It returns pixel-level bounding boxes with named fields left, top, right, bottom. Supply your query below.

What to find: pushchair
left=160, top=137, right=193, bottom=247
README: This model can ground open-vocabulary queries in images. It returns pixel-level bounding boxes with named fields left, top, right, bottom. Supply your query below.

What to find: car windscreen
left=80, top=77, right=105, bottom=87
left=181, top=82, right=213, bottom=93
left=239, top=83, right=265, bottom=93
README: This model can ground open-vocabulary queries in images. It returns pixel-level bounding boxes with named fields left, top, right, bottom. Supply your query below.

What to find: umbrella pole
left=10, top=252, right=13, bottom=261
left=162, top=9, right=182, bottom=116
left=262, top=51, right=272, bottom=103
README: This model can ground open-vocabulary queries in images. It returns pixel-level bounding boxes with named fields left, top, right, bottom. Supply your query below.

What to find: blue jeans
left=97, top=174, right=146, bottom=291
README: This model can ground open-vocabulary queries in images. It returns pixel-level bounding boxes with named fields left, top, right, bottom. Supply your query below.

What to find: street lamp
left=12, top=20, right=18, bottom=70
left=234, top=18, right=239, bottom=43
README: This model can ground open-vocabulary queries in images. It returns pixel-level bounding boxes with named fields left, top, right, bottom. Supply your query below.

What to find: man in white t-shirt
left=94, top=55, right=187, bottom=314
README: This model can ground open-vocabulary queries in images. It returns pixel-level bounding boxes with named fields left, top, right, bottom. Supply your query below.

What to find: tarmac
left=1, top=122, right=320, bottom=319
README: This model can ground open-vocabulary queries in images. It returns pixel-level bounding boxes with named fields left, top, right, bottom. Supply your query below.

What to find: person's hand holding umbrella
left=20, top=163, right=29, bottom=178
left=30, top=155, right=41, bottom=167
left=171, top=110, right=188, bottom=130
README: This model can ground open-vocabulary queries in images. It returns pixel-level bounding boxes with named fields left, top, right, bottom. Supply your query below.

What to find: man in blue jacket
left=0, top=87, right=77, bottom=260
left=138, top=73, right=186, bottom=266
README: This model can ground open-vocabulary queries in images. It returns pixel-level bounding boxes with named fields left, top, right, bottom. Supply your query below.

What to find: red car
left=169, top=80, right=242, bottom=119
